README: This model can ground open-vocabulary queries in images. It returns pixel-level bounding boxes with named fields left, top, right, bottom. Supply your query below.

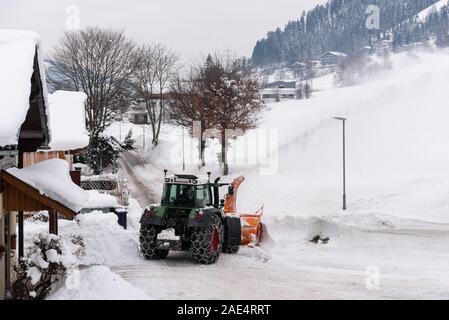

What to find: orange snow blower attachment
left=224, top=176, right=264, bottom=246
left=223, top=176, right=245, bottom=214
left=240, top=207, right=264, bottom=247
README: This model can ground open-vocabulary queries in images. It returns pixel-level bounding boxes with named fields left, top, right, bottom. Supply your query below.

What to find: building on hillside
left=0, top=30, right=112, bottom=300
left=291, top=60, right=321, bottom=80
left=259, top=81, right=297, bottom=102
left=127, top=93, right=174, bottom=124
left=358, top=46, right=373, bottom=56
left=373, top=39, right=393, bottom=54
left=318, top=51, right=347, bottom=67
left=127, top=103, right=149, bottom=124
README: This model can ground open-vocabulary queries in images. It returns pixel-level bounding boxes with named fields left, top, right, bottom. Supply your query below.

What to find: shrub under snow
left=12, top=233, right=85, bottom=300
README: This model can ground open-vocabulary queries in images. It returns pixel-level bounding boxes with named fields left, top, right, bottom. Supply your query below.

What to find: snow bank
left=0, top=30, right=40, bottom=146
left=7, top=159, right=117, bottom=212
left=47, top=265, right=149, bottom=300
left=25, top=211, right=141, bottom=268
left=23, top=210, right=144, bottom=300
left=47, top=91, right=89, bottom=151
left=74, top=211, right=140, bottom=266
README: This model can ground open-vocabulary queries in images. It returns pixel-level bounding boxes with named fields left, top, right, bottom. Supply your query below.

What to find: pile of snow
left=7, top=159, right=117, bottom=212
left=157, top=228, right=180, bottom=241
left=47, top=91, right=89, bottom=151
left=74, top=211, right=141, bottom=266
left=25, top=211, right=141, bottom=267
left=47, top=266, right=149, bottom=300
left=0, top=29, right=43, bottom=146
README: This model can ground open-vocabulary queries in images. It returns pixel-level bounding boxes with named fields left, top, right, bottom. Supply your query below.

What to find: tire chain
left=190, top=214, right=224, bottom=264
left=139, top=224, right=169, bottom=260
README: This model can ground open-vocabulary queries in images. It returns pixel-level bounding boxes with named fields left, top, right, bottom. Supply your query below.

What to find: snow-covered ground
left=44, top=48, right=449, bottom=299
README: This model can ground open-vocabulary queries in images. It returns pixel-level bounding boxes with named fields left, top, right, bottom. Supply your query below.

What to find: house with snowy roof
left=259, top=81, right=297, bottom=102
left=318, top=51, right=347, bottom=67
left=0, top=30, right=116, bottom=300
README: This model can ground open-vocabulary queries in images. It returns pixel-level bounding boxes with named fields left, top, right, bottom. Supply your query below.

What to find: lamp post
left=334, top=117, right=347, bottom=210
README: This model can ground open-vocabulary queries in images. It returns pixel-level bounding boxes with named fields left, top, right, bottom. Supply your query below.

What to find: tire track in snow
left=119, top=151, right=157, bottom=207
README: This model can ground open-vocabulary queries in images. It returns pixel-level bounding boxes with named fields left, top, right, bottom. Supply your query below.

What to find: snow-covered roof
left=7, top=159, right=118, bottom=212
left=320, top=51, right=347, bottom=58
left=166, top=174, right=209, bottom=185
left=0, top=30, right=49, bottom=147
left=47, top=91, right=89, bottom=151
left=260, top=88, right=297, bottom=95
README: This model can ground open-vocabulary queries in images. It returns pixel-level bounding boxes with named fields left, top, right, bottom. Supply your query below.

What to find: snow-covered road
left=112, top=216, right=449, bottom=300
left=119, top=151, right=157, bottom=207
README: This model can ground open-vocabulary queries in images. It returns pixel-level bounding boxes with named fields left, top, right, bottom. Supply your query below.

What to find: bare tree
left=47, top=27, right=139, bottom=135
left=169, top=54, right=265, bottom=174
left=168, top=67, right=215, bottom=167
left=209, top=57, right=265, bottom=175
left=133, top=44, right=179, bottom=147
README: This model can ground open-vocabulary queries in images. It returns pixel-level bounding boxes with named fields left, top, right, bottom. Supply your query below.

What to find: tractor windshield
left=162, top=184, right=210, bottom=208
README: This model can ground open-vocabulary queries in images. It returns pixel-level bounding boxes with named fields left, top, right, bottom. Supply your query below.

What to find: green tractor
left=139, top=171, right=242, bottom=264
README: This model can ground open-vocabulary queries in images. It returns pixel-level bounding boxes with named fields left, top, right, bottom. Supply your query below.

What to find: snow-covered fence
left=81, top=174, right=130, bottom=206
left=81, top=179, right=117, bottom=191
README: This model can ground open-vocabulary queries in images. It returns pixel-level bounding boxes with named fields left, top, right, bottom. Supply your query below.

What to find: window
left=195, top=185, right=210, bottom=207
left=162, top=184, right=209, bottom=208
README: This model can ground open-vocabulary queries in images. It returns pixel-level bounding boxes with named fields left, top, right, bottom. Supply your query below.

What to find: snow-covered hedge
left=12, top=233, right=85, bottom=300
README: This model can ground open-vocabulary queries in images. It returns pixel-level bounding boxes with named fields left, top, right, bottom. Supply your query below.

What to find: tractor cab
left=161, top=173, right=230, bottom=210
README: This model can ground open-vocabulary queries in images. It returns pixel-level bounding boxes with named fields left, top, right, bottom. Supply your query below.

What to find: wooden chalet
left=0, top=31, right=78, bottom=300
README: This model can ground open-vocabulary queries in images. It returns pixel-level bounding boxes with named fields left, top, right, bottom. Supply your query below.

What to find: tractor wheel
left=222, top=244, right=240, bottom=254
left=190, top=214, right=223, bottom=264
left=139, top=224, right=169, bottom=260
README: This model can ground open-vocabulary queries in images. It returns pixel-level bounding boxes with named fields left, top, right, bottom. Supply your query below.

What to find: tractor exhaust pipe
left=207, top=171, right=211, bottom=183
left=164, top=169, right=168, bottom=178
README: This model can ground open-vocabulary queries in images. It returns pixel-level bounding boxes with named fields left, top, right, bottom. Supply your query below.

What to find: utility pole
left=119, top=120, right=122, bottom=141
left=182, top=126, right=186, bottom=171
left=142, top=123, right=145, bottom=154
left=334, top=117, right=347, bottom=210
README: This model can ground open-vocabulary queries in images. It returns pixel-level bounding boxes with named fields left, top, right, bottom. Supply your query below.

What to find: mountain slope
left=251, top=0, right=445, bottom=66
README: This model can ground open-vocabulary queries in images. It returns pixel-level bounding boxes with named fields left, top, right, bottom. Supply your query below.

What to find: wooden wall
left=23, top=151, right=67, bottom=168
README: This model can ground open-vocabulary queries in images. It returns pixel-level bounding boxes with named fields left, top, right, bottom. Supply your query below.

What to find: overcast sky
left=0, top=0, right=325, bottom=62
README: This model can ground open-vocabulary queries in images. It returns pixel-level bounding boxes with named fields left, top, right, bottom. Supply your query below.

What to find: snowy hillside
left=417, top=0, right=449, bottom=21
left=240, top=49, right=449, bottom=224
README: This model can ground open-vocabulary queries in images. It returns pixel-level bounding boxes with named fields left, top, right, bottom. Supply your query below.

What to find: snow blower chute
left=223, top=176, right=265, bottom=247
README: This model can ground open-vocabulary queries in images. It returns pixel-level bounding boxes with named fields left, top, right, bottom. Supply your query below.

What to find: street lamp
left=334, top=117, right=347, bottom=210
